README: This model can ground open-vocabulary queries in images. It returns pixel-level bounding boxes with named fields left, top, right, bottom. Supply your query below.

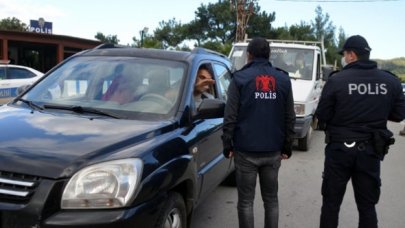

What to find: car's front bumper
left=0, top=179, right=167, bottom=228
left=293, top=115, right=312, bottom=139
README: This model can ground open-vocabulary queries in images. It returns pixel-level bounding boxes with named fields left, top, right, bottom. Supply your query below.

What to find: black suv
left=0, top=45, right=234, bottom=227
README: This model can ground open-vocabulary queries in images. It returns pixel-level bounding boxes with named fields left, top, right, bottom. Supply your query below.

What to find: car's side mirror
left=194, top=99, right=225, bottom=120
left=321, top=65, right=334, bottom=81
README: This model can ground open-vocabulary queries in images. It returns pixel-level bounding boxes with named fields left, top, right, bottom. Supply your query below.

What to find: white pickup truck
left=229, top=39, right=332, bottom=151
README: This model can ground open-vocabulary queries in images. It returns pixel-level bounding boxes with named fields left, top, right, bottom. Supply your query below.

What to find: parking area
left=191, top=122, right=405, bottom=228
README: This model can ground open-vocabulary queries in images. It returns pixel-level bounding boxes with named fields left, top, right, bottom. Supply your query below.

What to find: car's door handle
left=192, top=147, right=198, bottom=155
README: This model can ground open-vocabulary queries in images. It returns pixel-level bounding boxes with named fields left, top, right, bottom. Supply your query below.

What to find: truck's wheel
left=312, top=117, right=320, bottom=130
left=298, top=126, right=312, bottom=151
left=155, top=192, right=187, bottom=228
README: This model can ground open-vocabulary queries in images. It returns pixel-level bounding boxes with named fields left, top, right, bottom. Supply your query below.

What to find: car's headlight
left=61, top=158, right=143, bottom=209
left=294, top=103, right=305, bottom=116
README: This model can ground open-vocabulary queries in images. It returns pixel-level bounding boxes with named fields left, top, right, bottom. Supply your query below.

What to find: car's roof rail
left=94, top=43, right=127, bottom=49
left=192, top=47, right=228, bottom=59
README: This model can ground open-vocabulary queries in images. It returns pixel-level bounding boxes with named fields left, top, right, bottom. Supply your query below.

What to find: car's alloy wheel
left=156, top=192, right=186, bottom=228
left=164, top=208, right=182, bottom=228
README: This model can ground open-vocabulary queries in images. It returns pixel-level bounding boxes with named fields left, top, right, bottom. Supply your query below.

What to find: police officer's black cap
left=338, top=35, right=372, bottom=55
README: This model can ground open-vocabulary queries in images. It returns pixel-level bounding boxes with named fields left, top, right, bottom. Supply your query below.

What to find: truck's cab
left=229, top=39, right=331, bottom=150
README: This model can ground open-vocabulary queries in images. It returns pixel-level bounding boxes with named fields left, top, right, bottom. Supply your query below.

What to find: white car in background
left=0, top=61, right=44, bottom=104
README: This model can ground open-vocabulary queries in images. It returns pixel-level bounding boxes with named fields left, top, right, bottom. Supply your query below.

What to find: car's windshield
left=22, top=56, right=186, bottom=120
left=230, top=46, right=314, bottom=81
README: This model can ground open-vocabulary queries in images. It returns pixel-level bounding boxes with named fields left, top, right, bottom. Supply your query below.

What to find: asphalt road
left=190, top=122, right=405, bottom=228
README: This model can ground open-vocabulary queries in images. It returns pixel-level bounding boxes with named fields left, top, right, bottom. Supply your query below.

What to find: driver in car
left=193, top=65, right=215, bottom=107
left=102, top=74, right=144, bottom=105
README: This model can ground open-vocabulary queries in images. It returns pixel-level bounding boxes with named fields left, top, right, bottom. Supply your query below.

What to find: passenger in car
left=291, top=53, right=312, bottom=79
left=102, top=72, right=145, bottom=105
left=146, top=68, right=171, bottom=95
left=194, top=65, right=215, bottom=107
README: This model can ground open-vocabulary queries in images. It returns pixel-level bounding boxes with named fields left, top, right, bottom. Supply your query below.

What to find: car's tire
left=155, top=192, right=187, bottom=228
left=298, top=126, right=312, bottom=151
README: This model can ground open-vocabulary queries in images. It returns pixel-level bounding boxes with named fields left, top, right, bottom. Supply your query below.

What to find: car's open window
left=192, top=63, right=217, bottom=111
left=213, top=63, right=231, bottom=101
left=23, top=56, right=186, bottom=120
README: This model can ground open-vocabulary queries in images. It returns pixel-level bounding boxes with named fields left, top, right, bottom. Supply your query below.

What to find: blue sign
left=0, top=87, right=18, bottom=98
left=29, top=18, right=52, bottom=34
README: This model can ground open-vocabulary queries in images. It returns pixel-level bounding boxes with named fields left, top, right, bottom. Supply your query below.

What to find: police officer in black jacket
left=222, top=37, right=295, bottom=228
left=316, top=35, right=405, bottom=228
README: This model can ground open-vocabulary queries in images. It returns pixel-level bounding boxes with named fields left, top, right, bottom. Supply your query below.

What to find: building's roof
left=0, top=30, right=101, bottom=48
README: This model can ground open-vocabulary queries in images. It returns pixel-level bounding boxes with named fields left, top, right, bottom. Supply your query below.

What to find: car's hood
left=290, top=79, right=312, bottom=102
left=0, top=105, right=174, bottom=179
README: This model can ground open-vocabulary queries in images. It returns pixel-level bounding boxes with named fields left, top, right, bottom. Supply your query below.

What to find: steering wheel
left=138, top=93, right=173, bottom=106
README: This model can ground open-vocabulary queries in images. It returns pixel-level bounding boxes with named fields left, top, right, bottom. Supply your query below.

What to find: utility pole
left=140, top=27, right=149, bottom=47
left=231, top=0, right=255, bottom=42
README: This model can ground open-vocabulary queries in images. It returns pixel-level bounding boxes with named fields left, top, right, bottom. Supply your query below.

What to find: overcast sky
left=1, top=0, right=404, bottom=59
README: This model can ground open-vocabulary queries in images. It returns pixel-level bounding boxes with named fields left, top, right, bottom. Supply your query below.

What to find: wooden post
left=57, top=43, right=64, bottom=63
left=1, top=39, right=8, bottom=61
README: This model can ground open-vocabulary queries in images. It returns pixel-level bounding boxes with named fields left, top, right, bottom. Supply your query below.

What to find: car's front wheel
left=155, top=192, right=187, bottom=228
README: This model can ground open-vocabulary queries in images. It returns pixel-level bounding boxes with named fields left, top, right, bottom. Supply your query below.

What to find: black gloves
left=282, top=139, right=293, bottom=158
left=221, top=135, right=233, bottom=159
left=223, top=146, right=233, bottom=158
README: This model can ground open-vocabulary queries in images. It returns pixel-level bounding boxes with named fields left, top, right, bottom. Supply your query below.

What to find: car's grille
left=0, top=171, right=41, bottom=204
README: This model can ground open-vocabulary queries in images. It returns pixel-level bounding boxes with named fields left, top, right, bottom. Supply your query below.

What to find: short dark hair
left=198, top=64, right=209, bottom=71
left=247, top=37, right=270, bottom=59
left=198, top=64, right=213, bottom=77
left=352, top=50, right=370, bottom=61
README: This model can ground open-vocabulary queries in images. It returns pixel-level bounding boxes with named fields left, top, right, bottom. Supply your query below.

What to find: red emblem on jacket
left=256, top=75, right=276, bottom=92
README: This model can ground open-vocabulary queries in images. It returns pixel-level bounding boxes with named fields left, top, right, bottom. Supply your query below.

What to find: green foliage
left=154, top=18, right=185, bottom=49
left=4, top=2, right=404, bottom=75
left=201, top=41, right=224, bottom=53
left=200, top=41, right=232, bottom=55
left=184, top=19, right=208, bottom=46
left=246, top=10, right=276, bottom=39
left=280, top=22, right=316, bottom=41
left=94, top=32, right=119, bottom=44
left=205, top=0, right=235, bottom=43
left=0, top=17, right=27, bottom=31
left=375, top=57, right=405, bottom=82
left=311, top=6, right=337, bottom=64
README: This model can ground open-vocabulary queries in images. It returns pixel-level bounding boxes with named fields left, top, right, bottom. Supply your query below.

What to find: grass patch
left=398, top=74, right=405, bottom=82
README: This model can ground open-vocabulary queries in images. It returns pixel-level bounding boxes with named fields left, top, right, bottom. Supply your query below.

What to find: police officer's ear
left=345, top=50, right=358, bottom=63
left=247, top=52, right=254, bottom=63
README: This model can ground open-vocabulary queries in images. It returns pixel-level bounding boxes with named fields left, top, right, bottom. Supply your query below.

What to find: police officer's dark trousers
left=235, top=151, right=281, bottom=228
left=320, top=142, right=381, bottom=228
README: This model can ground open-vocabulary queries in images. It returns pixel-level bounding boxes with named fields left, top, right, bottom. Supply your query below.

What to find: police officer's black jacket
left=315, top=60, right=405, bottom=142
left=222, top=58, right=295, bottom=153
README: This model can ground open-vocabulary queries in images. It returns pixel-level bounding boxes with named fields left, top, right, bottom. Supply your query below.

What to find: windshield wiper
left=15, top=98, right=44, bottom=111
left=43, top=104, right=121, bottom=119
